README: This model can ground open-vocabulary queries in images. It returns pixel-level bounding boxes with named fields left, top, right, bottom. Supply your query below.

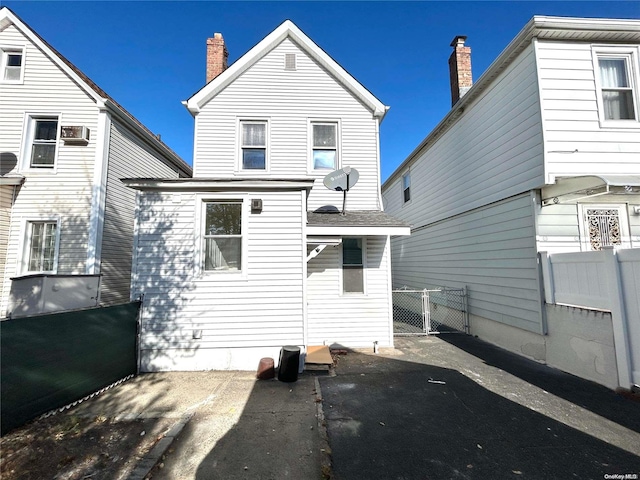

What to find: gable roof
left=184, top=20, right=388, bottom=119
left=382, top=15, right=640, bottom=190
left=0, top=7, right=192, bottom=177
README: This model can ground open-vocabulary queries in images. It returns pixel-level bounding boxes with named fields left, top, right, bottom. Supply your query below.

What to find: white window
left=342, top=237, right=364, bottom=294
left=1, top=47, right=24, bottom=83
left=203, top=200, right=243, bottom=271
left=311, top=122, right=338, bottom=170
left=594, top=48, right=639, bottom=125
left=22, top=116, right=60, bottom=169
left=578, top=204, right=631, bottom=251
left=24, top=220, right=59, bottom=273
left=402, top=172, right=411, bottom=203
left=240, top=121, right=267, bottom=170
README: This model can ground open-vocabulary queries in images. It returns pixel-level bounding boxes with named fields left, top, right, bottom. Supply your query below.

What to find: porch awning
left=306, top=210, right=411, bottom=236
left=541, top=175, right=640, bottom=206
left=0, top=175, right=25, bottom=186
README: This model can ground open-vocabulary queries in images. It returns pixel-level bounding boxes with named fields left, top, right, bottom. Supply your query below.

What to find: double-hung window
left=203, top=200, right=243, bottom=272
left=599, top=57, right=636, bottom=120
left=1, top=47, right=24, bottom=83
left=594, top=48, right=639, bottom=125
left=240, top=121, right=267, bottom=170
left=342, top=237, right=364, bottom=294
left=23, top=116, right=59, bottom=169
left=312, top=122, right=338, bottom=170
left=402, top=172, right=411, bottom=203
left=25, top=220, right=58, bottom=273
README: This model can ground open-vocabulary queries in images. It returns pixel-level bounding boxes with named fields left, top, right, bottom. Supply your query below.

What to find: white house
left=124, top=20, right=410, bottom=372
left=0, top=7, right=192, bottom=318
left=382, top=16, right=640, bottom=389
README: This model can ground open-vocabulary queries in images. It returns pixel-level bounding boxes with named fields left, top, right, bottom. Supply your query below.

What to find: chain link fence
left=392, top=287, right=468, bottom=336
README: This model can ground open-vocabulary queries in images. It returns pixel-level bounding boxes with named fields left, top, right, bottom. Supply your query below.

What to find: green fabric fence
left=1, top=301, right=140, bottom=435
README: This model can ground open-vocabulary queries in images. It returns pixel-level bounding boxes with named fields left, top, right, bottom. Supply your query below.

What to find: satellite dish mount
left=322, top=166, right=359, bottom=215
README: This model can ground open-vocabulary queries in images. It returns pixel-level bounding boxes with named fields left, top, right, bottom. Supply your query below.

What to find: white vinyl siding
left=384, top=44, right=544, bottom=228
left=99, top=120, right=184, bottom=306
left=0, top=23, right=100, bottom=316
left=132, top=189, right=306, bottom=371
left=307, top=236, right=392, bottom=347
left=193, top=38, right=380, bottom=211
left=537, top=41, right=640, bottom=181
left=390, top=194, right=543, bottom=334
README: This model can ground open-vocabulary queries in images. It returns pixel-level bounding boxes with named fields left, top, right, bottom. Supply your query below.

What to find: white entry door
left=578, top=204, right=631, bottom=251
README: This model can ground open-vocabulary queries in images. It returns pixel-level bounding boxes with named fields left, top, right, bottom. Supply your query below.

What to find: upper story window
left=21, top=115, right=60, bottom=171
left=593, top=48, right=639, bottom=126
left=240, top=121, right=267, bottom=170
left=203, top=200, right=243, bottom=272
left=1, top=47, right=24, bottom=83
left=24, top=220, right=59, bottom=273
left=28, top=117, right=59, bottom=168
left=600, top=57, right=636, bottom=120
left=402, top=172, right=411, bottom=203
left=312, top=122, right=338, bottom=170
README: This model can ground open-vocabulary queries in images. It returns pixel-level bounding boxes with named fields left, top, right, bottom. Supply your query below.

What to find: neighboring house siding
left=194, top=38, right=380, bottom=211
left=390, top=194, right=544, bottom=333
left=536, top=197, right=640, bottom=253
left=307, top=236, right=391, bottom=347
left=0, top=23, right=99, bottom=315
left=383, top=44, right=544, bottom=227
left=537, top=41, right=640, bottom=180
left=99, top=120, right=184, bottom=305
left=133, top=189, right=305, bottom=370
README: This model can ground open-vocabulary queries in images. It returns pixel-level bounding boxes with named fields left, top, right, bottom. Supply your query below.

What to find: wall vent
left=285, top=53, right=296, bottom=71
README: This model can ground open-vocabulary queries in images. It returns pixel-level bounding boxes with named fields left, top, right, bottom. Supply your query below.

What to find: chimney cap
left=450, top=35, right=468, bottom=48
left=214, top=32, right=223, bottom=39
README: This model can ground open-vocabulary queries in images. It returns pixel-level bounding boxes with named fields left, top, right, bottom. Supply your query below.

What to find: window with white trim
left=240, top=121, right=267, bottom=170
left=594, top=48, right=639, bottom=125
left=402, top=172, right=411, bottom=203
left=25, top=220, right=58, bottom=273
left=23, top=116, right=60, bottom=169
left=1, top=47, right=24, bottom=83
left=312, top=122, right=338, bottom=170
left=342, top=237, right=364, bottom=294
left=203, top=200, right=243, bottom=271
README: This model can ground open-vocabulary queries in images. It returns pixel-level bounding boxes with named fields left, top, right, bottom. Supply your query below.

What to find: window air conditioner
left=61, top=125, right=90, bottom=144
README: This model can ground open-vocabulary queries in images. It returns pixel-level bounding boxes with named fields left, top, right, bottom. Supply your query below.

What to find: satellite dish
left=322, top=167, right=359, bottom=215
left=323, top=167, right=359, bottom=191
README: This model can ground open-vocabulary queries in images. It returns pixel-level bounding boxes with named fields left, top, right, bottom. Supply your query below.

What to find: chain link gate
left=392, top=287, right=468, bottom=336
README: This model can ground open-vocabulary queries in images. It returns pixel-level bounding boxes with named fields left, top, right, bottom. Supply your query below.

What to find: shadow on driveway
left=440, top=333, right=640, bottom=433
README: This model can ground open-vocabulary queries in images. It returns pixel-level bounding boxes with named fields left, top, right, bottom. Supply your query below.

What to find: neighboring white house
left=0, top=7, right=192, bottom=318
left=382, top=16, right=640, bottom=389
left=124, top=20, right=410, bottom=371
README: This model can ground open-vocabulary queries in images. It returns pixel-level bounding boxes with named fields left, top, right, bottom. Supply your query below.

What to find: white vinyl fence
left=540, top=247, right=640, bottom=390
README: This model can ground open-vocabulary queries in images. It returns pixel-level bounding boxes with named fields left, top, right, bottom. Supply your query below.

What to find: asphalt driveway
left=318, top=335, right=640, bottom=480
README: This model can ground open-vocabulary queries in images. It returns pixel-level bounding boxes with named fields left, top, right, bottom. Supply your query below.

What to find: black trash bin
left=277, top=345, right=300, bottom=382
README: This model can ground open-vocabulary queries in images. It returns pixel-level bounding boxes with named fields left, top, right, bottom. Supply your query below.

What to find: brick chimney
left=448, top=35, right=472, bottom=107
left=206, top=33, right=228, bottom=83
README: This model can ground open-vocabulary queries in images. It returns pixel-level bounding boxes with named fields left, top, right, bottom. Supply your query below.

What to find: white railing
left=540, top=247, right=640, bottom=390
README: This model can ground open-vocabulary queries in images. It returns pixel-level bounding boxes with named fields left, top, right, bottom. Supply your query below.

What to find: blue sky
left=4, top=1, right=639, bottom=181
